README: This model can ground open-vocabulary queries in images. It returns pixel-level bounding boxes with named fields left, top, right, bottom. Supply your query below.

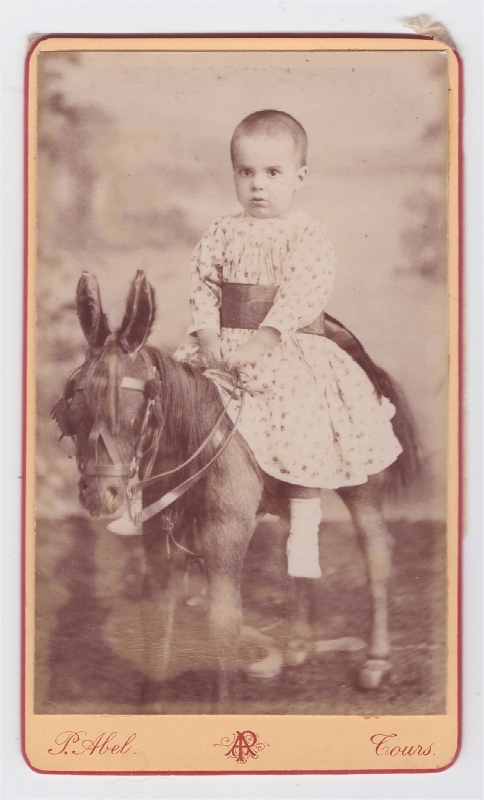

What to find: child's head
left=231, top=110, right=308, bottom=167
left=230, top=110, right=308, bottom=219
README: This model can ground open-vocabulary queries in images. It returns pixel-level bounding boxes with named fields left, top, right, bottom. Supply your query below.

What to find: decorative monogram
left=214, top=730, right=269, bottom=764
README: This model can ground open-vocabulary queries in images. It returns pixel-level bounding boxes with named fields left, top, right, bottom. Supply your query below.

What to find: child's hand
left=225, top=327, right=281, bottom=371
left=197, top=329, right=222, bottom=364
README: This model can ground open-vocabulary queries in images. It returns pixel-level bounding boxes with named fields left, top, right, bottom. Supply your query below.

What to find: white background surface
left=1, top=1, right=482, bottom=798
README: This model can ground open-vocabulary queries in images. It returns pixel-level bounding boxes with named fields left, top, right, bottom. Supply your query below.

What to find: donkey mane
left=139, top=347, right=260, bottom=526
left=147, top=346, right=227, bottom=462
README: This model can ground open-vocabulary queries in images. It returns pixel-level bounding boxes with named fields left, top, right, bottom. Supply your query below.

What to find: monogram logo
left=214, top=730, right=269, bottom=764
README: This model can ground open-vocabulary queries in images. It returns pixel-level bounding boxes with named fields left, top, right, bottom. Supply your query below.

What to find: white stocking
left=286, top=497, right=322, bottom=579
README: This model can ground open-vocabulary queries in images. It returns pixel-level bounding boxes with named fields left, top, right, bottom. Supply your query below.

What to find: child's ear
left=295, top=166, right=308, bottom=189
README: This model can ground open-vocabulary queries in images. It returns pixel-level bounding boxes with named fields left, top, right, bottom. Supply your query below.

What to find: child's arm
left=261, top=221, right=336, bottom=338
left=187, top=220, right=225, bottom=362
left=225, top=326, right=280, bottom=369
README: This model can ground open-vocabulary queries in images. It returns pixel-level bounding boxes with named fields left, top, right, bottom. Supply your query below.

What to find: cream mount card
left=24, top=35, right=460, bottom=774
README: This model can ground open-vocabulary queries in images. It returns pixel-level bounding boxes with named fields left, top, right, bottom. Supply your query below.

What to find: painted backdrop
left=36, top=48, right=448, bottom=521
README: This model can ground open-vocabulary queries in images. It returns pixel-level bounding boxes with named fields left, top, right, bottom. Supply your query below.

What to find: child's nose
left=251, top=172, right=265, bottom=190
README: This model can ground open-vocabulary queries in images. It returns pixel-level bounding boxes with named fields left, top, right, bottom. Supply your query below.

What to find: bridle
left=62, top=349, right=160, bottom=481
left=55, top=352, right=245, bottom=528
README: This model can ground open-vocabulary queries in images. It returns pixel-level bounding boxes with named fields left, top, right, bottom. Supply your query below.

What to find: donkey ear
left=118, top=271, right=156, bottom=353
left=76, top=272, right=111, bottom=347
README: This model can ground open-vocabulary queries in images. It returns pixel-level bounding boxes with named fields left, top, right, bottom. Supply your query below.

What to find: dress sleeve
left=261, top=220, right=336, bottom=340
left=187, top=219, right=226, bottom=336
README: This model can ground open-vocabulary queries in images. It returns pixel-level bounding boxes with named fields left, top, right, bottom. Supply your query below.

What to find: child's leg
left=286, top=485, right=322, bottom=579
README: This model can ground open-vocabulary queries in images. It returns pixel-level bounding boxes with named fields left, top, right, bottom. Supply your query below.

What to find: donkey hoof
left=285, top=639, right=313, bottom=667
left=246, top=649, right=284, bottom=679
left=358, top=658, right=391, bottom=690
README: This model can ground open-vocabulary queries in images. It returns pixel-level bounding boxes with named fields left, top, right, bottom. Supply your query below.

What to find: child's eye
left=267, top=169, right=280, bottom=177
left=240, top=169, right=252, bottom=177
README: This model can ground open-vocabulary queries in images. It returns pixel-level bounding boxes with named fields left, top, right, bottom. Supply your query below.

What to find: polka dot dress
left=176, top=211, right=403, bottom=489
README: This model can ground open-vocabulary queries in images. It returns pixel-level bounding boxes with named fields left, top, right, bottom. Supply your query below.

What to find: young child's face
left=232, top=134, right=307, bottom=219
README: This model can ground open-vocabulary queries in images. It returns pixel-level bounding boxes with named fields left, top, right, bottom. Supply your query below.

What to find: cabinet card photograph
left=24, top=35, right=460, bottom=774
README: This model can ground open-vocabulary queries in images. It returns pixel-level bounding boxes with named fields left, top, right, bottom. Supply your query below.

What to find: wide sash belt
left=220, top=282, right=390, bottom=400
left=220, top=283, right=325, bottom=336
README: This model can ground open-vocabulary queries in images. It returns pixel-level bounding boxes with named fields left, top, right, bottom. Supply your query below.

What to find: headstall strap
left=74, top=356, right=159, bottom=479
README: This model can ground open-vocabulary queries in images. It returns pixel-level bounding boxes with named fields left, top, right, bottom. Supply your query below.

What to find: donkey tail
left=373, top=364, right=422, bottom=490
left=324, top=314, right=422, bottom=490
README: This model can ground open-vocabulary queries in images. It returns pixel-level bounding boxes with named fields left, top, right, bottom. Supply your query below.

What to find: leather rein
left=66, top=356, right=244, bottom=528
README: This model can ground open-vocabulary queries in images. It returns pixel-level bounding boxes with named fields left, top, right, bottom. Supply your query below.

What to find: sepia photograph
left=23, top=35, right=460, bottom=773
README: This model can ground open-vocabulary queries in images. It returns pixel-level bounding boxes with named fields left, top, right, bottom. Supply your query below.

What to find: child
left=177, top=109, right=402, bottom=579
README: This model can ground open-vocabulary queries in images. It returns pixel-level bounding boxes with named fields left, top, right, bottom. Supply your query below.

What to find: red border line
left=25, top=31, right=434, bottom=46
left=20, top=32, right=31, bottom=778
left=455, top=41, right=464, bottom=776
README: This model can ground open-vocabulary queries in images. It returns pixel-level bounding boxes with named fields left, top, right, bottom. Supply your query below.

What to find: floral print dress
left=175, top=211, right=402, bottom=489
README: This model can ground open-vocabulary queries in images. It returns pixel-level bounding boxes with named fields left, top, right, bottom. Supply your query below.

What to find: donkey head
left=54, top=270, right=161, bottom=518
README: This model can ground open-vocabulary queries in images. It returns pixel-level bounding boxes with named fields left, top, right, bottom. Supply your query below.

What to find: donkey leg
left=338, top=476, right=393, bottom=689
left=206, top=567, right=244, bottom=709
left=244, top=514, right=314, bottom=677
left=199, top=441, right=263, bottom=710
left=243, top=512, right=285, bottom=679
left=249, top=511, right=318, bottom=671
left=285, top=576, right=316, bottom=666
left=201, top=511, right=254, bottom=709
left=202, top=500, right=261, bottom=710
left=138, top=526, right=185, bottom=709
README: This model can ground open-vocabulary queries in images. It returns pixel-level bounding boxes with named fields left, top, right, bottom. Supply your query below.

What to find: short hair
left=230, top=109, right=308, bottom=167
